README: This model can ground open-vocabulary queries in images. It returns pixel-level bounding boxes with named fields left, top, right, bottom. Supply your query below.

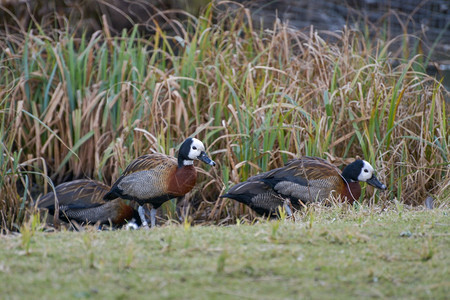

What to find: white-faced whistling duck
left=37, top=179, right=141, bottom=228
left=221, top=157, right=387, bottom=217
left=103, top=137, right=216, bottom=228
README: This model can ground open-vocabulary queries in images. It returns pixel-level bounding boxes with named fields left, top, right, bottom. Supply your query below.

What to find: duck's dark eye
left=364, top=169, right=369, bottom=173
left=192, top=146, right=197, bottom=150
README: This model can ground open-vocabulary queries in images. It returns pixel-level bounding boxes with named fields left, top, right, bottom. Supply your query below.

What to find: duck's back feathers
left=258, top=157, right=341, bottom=182
left=38, top=179, right=110, bottom=209
left=121, top=153, right=178, bottom=175
left=245, top=157, right=343, bottom=203
left=37, top=179, right=138, bottom=226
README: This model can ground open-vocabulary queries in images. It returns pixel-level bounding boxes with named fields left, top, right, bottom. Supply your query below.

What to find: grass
left=0, top=206, right=448, bottom=299
left=0, top=2, right=449, bottom=232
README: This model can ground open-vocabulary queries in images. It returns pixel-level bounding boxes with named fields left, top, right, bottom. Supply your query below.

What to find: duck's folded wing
left=110, top=153, right=178, bottom=199
left=120, top=153, right=177, bottom=175
left=38, top=179, right=110, bottom=209
left=250, top=157, right=343, bottom=203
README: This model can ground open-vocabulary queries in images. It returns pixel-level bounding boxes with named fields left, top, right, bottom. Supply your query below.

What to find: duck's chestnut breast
left=340, top=181, right=361, bottom=203
left=167, top=165, right=197, bottom=196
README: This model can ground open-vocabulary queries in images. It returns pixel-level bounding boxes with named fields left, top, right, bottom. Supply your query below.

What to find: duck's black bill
left=366, top=175, right=387, bottom=190
left=198, top=151, right=216, bottom=166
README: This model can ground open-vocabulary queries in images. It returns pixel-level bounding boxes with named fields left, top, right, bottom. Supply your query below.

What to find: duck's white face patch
left=187, top=138, right=206, bottom=161
left=358, top=160, right=374, bottom=182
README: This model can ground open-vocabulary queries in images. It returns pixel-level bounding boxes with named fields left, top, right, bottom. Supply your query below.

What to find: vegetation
left=0, top=3, right=449, bottom=232
left=0, top=206, right=448, bottom=299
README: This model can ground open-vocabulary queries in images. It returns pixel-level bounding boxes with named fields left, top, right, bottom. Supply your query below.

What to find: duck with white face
left=221, top=156, right=387, bottom=217
left=179, top=138, right=216, bottom=167
left=104, top=137, right=215, bottom=228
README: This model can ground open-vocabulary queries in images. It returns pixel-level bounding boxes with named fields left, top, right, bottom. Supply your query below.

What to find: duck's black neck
left=341, top=170, right=356, bottom=182
left=341, top=160, right=363, bottom=183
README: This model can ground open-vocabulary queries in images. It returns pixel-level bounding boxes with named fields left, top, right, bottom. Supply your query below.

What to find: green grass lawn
left=0, top=207, right=448, bottom=299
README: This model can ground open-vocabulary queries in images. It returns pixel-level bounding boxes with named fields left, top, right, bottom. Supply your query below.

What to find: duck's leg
left=177, top=196, right=189, bottom=222
left=283, top=199, right=293, bottom=217
left=138, top=206, right=149, bottom=228
left=283, top=203, right=292, bottom=216
left=150, top=208, right=157, bottom=228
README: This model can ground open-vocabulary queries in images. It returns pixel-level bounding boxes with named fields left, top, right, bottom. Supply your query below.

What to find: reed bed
left=0, top=4, right=448, bottom=232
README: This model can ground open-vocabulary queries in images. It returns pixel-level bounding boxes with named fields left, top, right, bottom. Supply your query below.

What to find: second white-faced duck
left=221, top=157, right=387, bottom=216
